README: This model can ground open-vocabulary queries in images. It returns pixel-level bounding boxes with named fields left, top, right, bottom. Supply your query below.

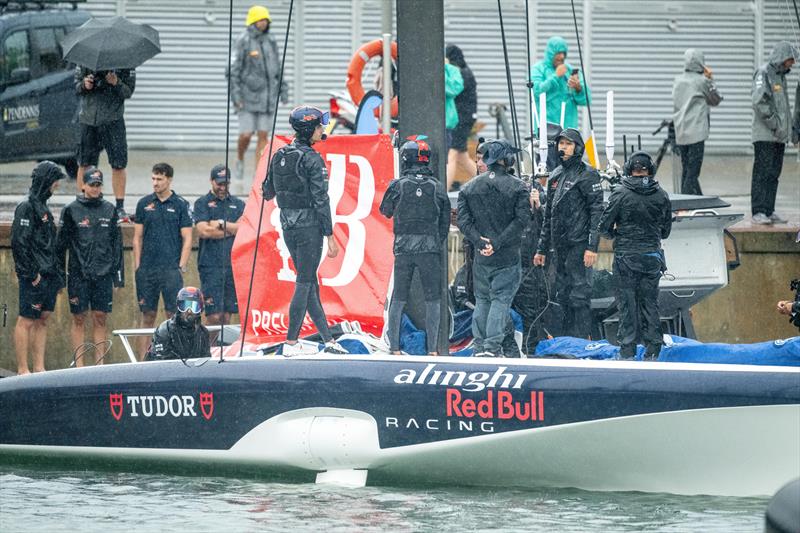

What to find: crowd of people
left=8, top=4, right=799, bottom=370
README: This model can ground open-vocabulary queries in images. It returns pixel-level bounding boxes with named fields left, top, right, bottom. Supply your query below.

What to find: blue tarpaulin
left=534, top=335, right=800, bottom=366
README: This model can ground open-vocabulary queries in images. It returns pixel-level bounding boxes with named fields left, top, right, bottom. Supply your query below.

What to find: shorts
left=67, top=273, right=114, bottom=314
left=238, top=111, right=275, bottom=134
left=18, top=274, right=60, bottom=319
left=135, top=266, right=183, bottom=313
left=78, top=119, right=128, bottom=169
left=199, top=266, right=239, bottom=315
left=450, top=118, right=475, bottom=152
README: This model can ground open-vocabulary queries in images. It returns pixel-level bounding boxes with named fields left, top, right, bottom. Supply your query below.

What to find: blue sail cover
left=535, top=335, right=800, bottom=366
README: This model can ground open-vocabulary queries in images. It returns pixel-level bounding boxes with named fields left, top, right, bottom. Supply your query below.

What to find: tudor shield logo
left=109, top=393, right=124, bottom=420
left=200, top=392, right=214, bottom=420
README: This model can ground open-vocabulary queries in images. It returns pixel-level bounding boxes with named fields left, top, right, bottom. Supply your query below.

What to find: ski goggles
left=177, top=300, right=202, bottom=314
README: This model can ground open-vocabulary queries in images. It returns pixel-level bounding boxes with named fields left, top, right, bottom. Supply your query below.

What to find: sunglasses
left=177, top=300, right=202, bottom=314
left=86, top=182, right=102, bottom=187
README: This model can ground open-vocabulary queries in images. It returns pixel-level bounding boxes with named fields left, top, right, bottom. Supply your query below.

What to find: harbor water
left=0, top=466, right=768, bottom=532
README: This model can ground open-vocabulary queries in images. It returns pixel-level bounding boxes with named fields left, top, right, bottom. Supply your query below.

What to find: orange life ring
left=346, top=39, right=399, bottom=118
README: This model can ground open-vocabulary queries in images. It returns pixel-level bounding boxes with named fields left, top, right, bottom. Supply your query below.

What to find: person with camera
left=531, top=36, right=590, bottom=130
left=145, top=287, right=211, bottom=361
left=457, top=140, right=530, bottom=357
left=672, top=49, right=723, bottom=196
left=777, top=279, right=800, bottom=332
left=380, top=136, right=450, bottom=356
left=230, top=5, right=289, bottom=183
left=262, top=106, right=347, bottom=356
left=74, top=67, right=135, bottom=222
left=57, top=167, right=124, bottom=366
left=598, top=152, right=673, bottom=360
left=12, top=162, right=66, bottom=375
left=194, top=165, right=245, bottom=333
left=533, top=128, right=603, bottom=339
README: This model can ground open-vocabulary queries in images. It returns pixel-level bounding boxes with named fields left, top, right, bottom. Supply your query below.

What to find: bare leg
left=77, top=165, right=87, bottom=195
left=30, top=311, right=50, bottom=373
left=237, top=133, right=253, bottom=162
left=139, top=310, right=158, bottom=361
left=14, top=317, right=35, bottom=375
left=446, top=148, right=458, bottom=191
left=70, top=312, right=87, bottom=367
left=92, top=311, right=107, bottom=364
left=456, top=151, right=477, bottom=178
left=112, top=168, right=127, bottom=203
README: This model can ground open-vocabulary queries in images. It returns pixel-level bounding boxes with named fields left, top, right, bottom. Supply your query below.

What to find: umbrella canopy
left=61, top=16, right=161, bottom=71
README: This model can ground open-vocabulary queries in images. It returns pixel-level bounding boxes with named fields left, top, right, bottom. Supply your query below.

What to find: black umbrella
left=61, top=16, right=161, bottom=71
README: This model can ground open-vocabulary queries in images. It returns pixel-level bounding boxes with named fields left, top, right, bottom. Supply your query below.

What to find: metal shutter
left=589, top=1, right=756, bottom=157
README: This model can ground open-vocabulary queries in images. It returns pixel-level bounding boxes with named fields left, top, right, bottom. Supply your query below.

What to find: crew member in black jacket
left=457, top=140, right=530, bottom=357
left=598, top=152, right=673, bottom=360
left=534, top=128, right=603, bottom=339
left=57, top=167, right=124, bottom=366
left=380, top=136, right=450, bottom=355
left=11, top=161, right=65, bottom=374
left=263, top=105, right=347, bottom=355
left=146, top=287, right=211, bottom=361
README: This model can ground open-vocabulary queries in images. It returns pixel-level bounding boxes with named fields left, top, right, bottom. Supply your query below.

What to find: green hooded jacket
left=531, top=36, right=591, bottom=130
left=445, top=62, right=464, bottom=129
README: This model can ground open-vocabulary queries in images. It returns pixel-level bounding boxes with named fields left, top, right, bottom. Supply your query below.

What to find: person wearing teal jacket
left=445, top=61, right=464, bottom=132
left=531, top=36, right=591, bottom=130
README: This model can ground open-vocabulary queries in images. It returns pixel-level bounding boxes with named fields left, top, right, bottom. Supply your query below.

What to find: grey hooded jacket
left=230, top=25, right=288, bottom=114
left=752, top=41, right=798, bottom=144
left=792, top=82, right=800, bottom=145
left=672, top=49, right=722, bottom=146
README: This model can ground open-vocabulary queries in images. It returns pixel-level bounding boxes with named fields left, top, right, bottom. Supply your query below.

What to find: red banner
left=231, top=134, right=397, bottom=343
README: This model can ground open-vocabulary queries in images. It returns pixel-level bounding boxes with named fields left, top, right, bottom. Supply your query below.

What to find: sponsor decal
left=41, top=213, right=49, bottom=223
left=20, top=218, right=30, bottom=227
left=108, top=393, right=214, bottom=420
left=78, top=217, right=91, bottom=228
left=3, top=103, right=40, bottom=124
left=446, top=389, right=545, bottom=422
left=393, top=364, right=527, bottom=392
left=208, top=200, right=217, bottom=208
left=144, top=202, right=156, bottom=211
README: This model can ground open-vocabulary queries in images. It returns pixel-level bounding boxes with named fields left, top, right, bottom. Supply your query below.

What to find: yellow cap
left=246, top=5, right=271, bottom=26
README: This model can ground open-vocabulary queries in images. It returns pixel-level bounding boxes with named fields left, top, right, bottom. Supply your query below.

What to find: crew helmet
left=176, top=286, right=204, bottom=316
left=246, top=5, right=271, bottom=26
left=623, top=151, right=656, bottom=177
left=400, top=135, right=431, bottom=165
left=289, top=106, right=329, bottom=138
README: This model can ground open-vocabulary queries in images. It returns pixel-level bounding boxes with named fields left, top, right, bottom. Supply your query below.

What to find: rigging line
left=497, top=0, right=523, bottom=169
left=218, top=0, right=235, bottom=361
left=569, top=0, right=593, bottom=130
left=238, top=0, right=295, bottom=360
left=524, top=0, right=535, bottom=145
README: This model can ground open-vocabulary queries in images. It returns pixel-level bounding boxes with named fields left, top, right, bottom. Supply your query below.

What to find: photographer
left=777, top=279, right=800, bottom=331
left=75, top=66, right=136, bottom=222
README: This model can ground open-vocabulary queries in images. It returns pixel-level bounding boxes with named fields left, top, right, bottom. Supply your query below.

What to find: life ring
left=346, top=39, right=399, bottom=118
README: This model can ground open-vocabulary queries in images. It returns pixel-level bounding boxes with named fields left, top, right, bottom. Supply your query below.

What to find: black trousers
left=283, top=226, right=332, bottom=342
left=614, top=253, right=663, bottom=357
left=512, top=266, right=549, bottom=354
left=678, top=141, right=704, bottom=195
left=553, top=245, right=592, bottom=339
left=751, top=141, right=785, bottom=216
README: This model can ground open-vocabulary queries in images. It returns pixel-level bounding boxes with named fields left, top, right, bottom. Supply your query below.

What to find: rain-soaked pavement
left=0, top=149, right=798, bottom=229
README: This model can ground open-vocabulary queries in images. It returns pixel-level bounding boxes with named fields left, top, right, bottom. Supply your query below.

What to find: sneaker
left=322, top=341, right=348, bottom=354
left=234, top=160, right=244, bottom=182
left=769, top=212, right=788, bottom=224
left=281, top=340, right=321, bottom=357
left=752, top=213, right=773, bottom=225
left=474, top=351, right=497, bottom=358
left=117, top=207, right=133, bottom=223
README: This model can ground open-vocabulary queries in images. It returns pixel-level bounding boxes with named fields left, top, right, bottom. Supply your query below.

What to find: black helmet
left=623, top=151, right=656, bottom=177
left=400, top=135, right=431, bottom=165
left=176, top=286, right=204, bottom=324
left=481, top=139, right=521, bottom=166
left=555, top=128, right=585, bottom=158
left=289, top=106, right=329, bottom=138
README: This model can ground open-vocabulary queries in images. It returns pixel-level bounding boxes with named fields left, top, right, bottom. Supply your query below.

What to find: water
left=0, top=466, right=768, bottom=532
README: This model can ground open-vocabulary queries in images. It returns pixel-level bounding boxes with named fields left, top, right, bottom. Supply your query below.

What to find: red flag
left=231, top=134, right=397, bottom=343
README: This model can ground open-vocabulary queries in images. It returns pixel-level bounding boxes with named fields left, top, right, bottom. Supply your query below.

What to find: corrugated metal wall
left=81, top=0, right=798, bottom=154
